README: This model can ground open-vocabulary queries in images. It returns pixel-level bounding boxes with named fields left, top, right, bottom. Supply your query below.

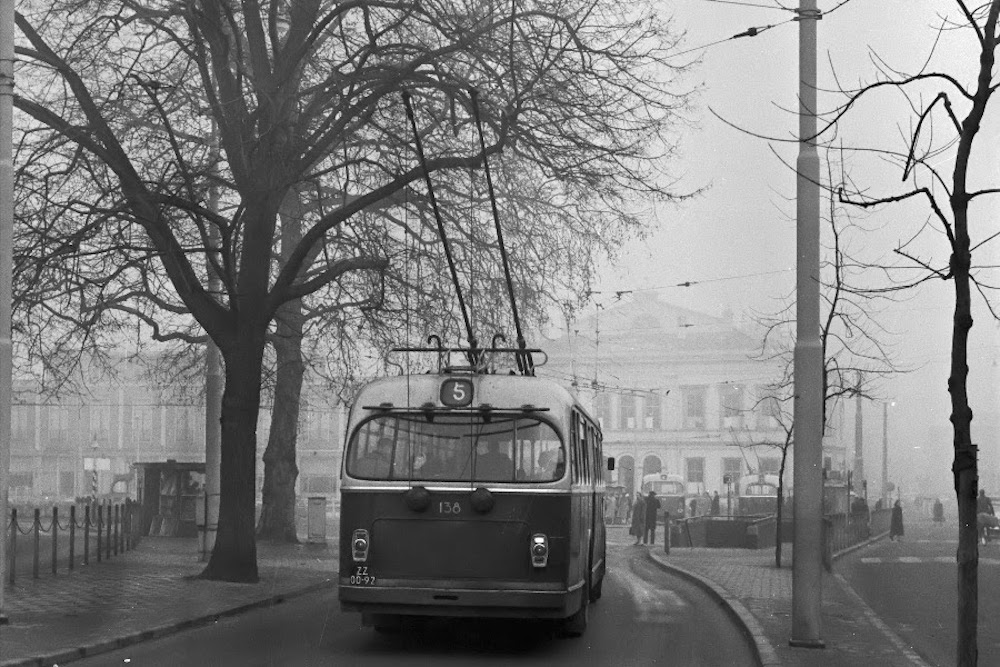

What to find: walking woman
left=629, top=492, right=645, bottom=545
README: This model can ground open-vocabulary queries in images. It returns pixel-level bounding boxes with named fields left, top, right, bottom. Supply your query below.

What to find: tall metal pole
left=0, top=0, right=13, bottom=625
left=854, top=380, right=864, bottom=493
left=203, top=122, right=222, bottom=560
left=882, top=400, right=889, bottom=505
left=790, top=0, right=824, bottom=648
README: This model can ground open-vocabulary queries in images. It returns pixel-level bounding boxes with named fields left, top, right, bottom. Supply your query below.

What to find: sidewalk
left=630, top=529, right=931, bottom=667
left=0, top=536, right=337, bottom=667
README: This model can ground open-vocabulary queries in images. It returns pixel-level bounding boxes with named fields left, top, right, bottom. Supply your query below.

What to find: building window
left=60, top=470, right=75, bottom=497
left=10, top=471, right=33, bottom=490
left=300, top=475, right=336, bottom=494
left=621, top=395, right=637, bottom=430
left=760, top=457, right=781, bottom=475
left=720, top=384, right=744, bottom=428
left=722, top=457, right=743, bottom=484
left=133, top=406, right=154, bottom=443
left=12, top=405, right=30, bottom=441
left=686, top=457, right=705, bottom=484
left=682, top=386, right=706, bottom=429
left=50, top=406, right=70, bottom=443
left=594, top=393, right=611, bottom=429
left=643, top=393, right=662, bottom=430
left=755, top=389, right=782, bottom=429
left=91, top=405, right=112, bottom=442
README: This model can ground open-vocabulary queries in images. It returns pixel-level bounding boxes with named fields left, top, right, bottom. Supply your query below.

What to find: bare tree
left=824, top=4, right=1000, bottom=663
left=13, top=0, right=694, bottom=580
left=742, top=162, right=897, bottom=568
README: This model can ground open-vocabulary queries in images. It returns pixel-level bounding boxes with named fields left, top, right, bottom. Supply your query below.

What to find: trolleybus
left=641, top=472, right=687, bottom=520
left=338, top=365, right=608, bottom=636
left=737, top=473, right=780, bottom=516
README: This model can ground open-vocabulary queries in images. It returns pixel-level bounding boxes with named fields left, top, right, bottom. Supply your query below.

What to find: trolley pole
left=0, top=0, right=15, bottom=626
left=790, top=0, right=825, bottom=649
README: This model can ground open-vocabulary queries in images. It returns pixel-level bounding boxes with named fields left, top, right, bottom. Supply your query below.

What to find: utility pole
left=854, top=379, right=863, bottom=494
left=790, top=0, right=824, bottom=649
left=203, top=122, right=222, bottom=560
left=0, top=0, right=13, bottom=625
left=882, top=400, right=889, bottom=505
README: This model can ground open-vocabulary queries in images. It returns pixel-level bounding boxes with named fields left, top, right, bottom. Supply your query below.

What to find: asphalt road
left=74, top=542, right=756, bottom=666
left=838, top=513, right=1000, bottom=666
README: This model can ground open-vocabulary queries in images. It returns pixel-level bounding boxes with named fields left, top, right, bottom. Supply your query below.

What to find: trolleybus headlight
left=352, top=529, right=370, bottom=562
left=530, top=533, right=548, bottom=568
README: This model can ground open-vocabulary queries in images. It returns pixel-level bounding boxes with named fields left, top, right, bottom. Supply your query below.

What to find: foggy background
left=591, top=1, right=1000, bottom=503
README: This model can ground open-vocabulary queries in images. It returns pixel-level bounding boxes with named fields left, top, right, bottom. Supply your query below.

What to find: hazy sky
left=591, top=1, right=1000, bottom=499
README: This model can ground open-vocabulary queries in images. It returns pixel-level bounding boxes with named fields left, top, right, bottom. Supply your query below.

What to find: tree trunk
left=257, top=187, right=308, bottom=542
left=256, top=298, right=304, bottom=542
left=775, top=447, right=788, bottom=569
left=951, top=241, right=977, bottom=667
left=200, top=332, right=266, bottom=582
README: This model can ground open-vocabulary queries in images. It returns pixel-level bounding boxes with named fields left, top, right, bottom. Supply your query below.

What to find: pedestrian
left=889, top=499, right=904, bottom=541
left=978, top=489, right=994, bottom=516
left=711, top=491, right=720, bottom=516
left=643, top=490, right=661, bottom=545
left=629, top=492, right=645, bottom=545
left=932, top=497, right=944, bottom=523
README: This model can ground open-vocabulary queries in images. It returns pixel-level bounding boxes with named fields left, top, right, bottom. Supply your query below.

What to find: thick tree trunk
left=951, top=245, right=977, bottom=667
left=257, top=187, right=307, bottom=542
left=256, top=299, right=304, bottom=542
left=200, top=333, right=266, bottom=583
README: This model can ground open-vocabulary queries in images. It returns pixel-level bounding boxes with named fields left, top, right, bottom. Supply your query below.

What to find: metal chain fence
left=4, top=500, right=140, bottom=585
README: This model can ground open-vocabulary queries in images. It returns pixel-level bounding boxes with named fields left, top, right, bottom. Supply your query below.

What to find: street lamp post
left=0, top=0, right=14, bottom=626
left=790, top=0, right=825, bottom=649
left=882, top=401, right=891, bottom=505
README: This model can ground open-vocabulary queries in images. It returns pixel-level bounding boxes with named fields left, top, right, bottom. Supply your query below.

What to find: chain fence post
left=69, top=505, right=76, bottom=571
left=32, top=508, right=39, bottom=579
left=51, top=506, right=57, bottom=575
left=113, top=504, right=119, bottom=557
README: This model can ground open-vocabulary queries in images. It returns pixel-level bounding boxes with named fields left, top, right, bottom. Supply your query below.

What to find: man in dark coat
left=630, top=493, right=645, bottom=545
left=643, top=490, right=661, bottom=545
left=711, top=491, right=721, bottom=516
left=889, top=499, right=904, bottom=541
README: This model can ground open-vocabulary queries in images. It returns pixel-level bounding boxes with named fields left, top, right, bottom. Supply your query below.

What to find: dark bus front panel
left=339, top=490, right=585, bottom=618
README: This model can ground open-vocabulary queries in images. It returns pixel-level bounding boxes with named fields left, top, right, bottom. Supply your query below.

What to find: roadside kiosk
left=133, top=460, right=205, bottom=537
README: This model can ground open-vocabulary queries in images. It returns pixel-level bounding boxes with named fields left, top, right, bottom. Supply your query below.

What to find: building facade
left=8, top=365, right=347, bottom=504
left=543, top=293, right=849, bottom=501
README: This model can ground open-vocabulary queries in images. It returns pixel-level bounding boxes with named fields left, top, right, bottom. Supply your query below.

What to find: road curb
left=0, top=578, right=336, bottom=667
left=644, top=550, right=781, bottom=667
left=832, top=530, right=888, bottom=561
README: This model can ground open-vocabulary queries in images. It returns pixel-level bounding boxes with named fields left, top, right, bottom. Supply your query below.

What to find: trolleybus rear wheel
left=562, top=590, right=589, bottom=637
left=589, top=571, right=604, bottom=602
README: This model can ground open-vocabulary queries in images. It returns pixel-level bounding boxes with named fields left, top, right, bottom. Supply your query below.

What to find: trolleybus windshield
left=345, top=414, right=565, bottom=483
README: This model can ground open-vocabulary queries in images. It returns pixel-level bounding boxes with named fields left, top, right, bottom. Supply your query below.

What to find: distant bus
left=737, top=474, right=780, bottom=516
left=642, top=472, right=687, bottom=520
left=338, top=369, right=608, bottom=636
